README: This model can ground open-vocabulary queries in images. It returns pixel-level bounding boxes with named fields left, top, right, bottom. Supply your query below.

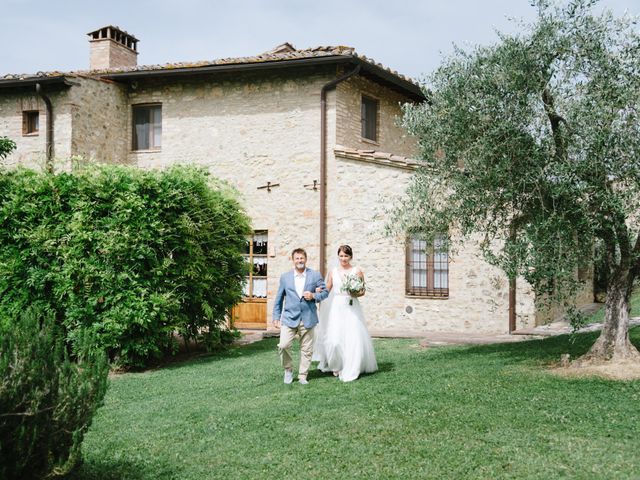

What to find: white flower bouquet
left=341, top=273, right=365, bottom=305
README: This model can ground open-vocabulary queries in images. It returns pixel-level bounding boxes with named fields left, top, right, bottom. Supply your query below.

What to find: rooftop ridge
left=1, top=44, right=420, bottom=89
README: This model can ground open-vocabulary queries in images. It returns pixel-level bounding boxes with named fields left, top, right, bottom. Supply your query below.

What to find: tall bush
left=0, top=307, right=109, bottom=479
left=0, top=165, right=251, bottom=366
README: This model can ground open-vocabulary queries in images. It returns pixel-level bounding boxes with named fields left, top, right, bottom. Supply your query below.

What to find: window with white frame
left=242, top=231, right=268, bottom=299
left=132, top=104, right=162, bottom=150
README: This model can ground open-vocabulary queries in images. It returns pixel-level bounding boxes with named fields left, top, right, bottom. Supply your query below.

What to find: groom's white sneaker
left=283, top=369, right=294, bottom=384
left=298, top=376, right=309, bottom=385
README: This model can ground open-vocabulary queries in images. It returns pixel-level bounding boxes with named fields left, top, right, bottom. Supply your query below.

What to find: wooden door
left=232, top=302, right=267, bottom=330
left=232, top=231, right=268, bottom=329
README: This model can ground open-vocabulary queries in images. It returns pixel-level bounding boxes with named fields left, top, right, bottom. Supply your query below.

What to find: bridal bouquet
left=341, top=273, right=365, bottom=305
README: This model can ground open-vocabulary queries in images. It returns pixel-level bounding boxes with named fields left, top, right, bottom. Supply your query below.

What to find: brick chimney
left=87, top=25, right=139, bottom=70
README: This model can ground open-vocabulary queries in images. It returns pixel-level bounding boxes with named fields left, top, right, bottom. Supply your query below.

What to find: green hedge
left=0, top=307, right=109, bottom=479
left=0, top=165, right=251, bottom=367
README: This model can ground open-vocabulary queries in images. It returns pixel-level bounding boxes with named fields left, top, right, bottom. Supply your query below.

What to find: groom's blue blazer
left=272, top=268, right=328, bottom=329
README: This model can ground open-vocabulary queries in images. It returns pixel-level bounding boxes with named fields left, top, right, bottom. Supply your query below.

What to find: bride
left=313, top=245, right=378, bottom=382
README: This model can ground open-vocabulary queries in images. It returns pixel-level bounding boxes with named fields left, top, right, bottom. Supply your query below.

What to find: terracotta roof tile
left=334, top=145, right=423, bottom=170
left=1, top=43, right=418, bottom=88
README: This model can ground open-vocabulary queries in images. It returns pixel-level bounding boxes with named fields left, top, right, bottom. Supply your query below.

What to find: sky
left=1, top=0, right=638, bottom=81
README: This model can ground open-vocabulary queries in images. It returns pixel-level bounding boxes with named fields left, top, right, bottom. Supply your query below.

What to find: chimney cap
left=87, top=25, right=139, bottom=48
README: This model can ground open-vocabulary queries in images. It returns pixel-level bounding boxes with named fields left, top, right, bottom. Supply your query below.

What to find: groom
left=272, top=248, right=328, bottom=385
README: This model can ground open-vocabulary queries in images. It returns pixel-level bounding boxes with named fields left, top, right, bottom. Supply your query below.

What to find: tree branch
left=615, top=218, right=631, bottom=271
left=631, top=231, right=640, bottom=281
left=542, top=86, right=568, bottom=161
left=0, top=406, right=55, bottom=418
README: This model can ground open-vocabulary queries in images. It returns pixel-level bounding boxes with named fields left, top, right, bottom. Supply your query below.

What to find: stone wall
left=126, top=66, right=339, bottom=319
left=336, top=74, right=419, bottom=158
left=69, top=77, right=129, bottom=164
left=0, top=79, right=128, bottom=170
left=324, top=146, right=583, bottom=332
left=325, top=151, right=522, bottom=333
left=0, top=89, right=72, bottom=171
left=329, top=75, right=543, bottom=333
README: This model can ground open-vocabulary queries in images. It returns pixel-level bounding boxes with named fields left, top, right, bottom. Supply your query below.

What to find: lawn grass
left=71, top=325, right=640, bottom=480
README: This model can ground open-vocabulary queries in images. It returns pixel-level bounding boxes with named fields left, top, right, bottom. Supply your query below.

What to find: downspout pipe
left=319, top=64, right=360, bottom=276
left=35, top=83, right=54, bottom=173
left=508, top=225, right=517, bottom=333
left=509, top=278, right=516, bottom=333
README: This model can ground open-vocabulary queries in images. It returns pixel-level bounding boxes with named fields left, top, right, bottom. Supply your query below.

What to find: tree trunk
left=578, top=268, right=640, bottom=365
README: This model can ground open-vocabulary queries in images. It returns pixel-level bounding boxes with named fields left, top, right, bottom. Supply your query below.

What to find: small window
left=22, top=111, right=39, bottom=135
left=132, top=104, right=162, bottom=151
left=406, top=235, right=449, bottom=298
left=242, top=231, right=268, bottom=299
left=361, top=95, right=378, bottom=141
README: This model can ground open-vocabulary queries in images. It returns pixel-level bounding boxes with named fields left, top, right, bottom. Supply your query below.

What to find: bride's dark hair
left=337, top=245, right=353, bottom=258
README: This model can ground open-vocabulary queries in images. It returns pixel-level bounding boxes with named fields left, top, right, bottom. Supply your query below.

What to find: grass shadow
left=439, top=326, right=640, bottom=366
left=374, top=361, right=395, bottom=373
left=305, top=361, right=393, bottom=380
left=122, top=337, right=280, bottom=374
left=66, top=458, right=151, bottom=480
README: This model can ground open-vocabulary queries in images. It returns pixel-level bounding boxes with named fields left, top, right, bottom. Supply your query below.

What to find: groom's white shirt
left=294, top=269, right=306, bottom=298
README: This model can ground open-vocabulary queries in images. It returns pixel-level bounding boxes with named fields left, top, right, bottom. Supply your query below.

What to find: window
left=132, top=104, right=161, bottom=150
left=361, top=95, right=378, bottom=141
left=242, top=231, right=268, bottom=300
left=22, top=111, right=39, bottom=135
left=406, top=235, right=449, bottom=298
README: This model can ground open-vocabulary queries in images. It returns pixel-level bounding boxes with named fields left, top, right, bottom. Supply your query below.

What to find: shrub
left=0, top=136, right=16, bottom=160
left=0, top=165, right=251, bottom=367
left=0, top=307, right=109, bottom=479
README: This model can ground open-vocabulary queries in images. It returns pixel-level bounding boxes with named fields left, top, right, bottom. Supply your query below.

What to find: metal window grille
left=406, top=235, right=449, bottom=298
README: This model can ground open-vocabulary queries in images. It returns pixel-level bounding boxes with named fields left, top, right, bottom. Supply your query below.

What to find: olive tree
left=393, top=0, right=640, bottom=365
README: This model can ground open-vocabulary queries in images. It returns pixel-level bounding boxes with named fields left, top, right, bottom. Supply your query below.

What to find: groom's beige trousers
left=278, top=323, right=314, bottom=379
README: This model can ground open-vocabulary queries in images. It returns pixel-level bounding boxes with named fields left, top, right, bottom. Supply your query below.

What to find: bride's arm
left=356, top=268, right=365, bottom=297
left=316, top=273, right=332, bottom=293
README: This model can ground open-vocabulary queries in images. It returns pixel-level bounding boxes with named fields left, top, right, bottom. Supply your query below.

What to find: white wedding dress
left=313, top=267, right=378, bottom=382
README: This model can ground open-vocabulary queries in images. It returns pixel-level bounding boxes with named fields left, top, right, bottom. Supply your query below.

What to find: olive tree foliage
left=392, top=0, right=640, bottom=363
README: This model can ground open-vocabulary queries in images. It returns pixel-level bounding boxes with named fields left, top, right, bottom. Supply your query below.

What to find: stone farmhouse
left=0, top=26, right=593, bottom=334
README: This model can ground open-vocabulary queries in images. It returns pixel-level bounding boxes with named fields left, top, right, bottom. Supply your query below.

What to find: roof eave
left=0, top=76, right=76, bottom=90
left=99, top=55, right=426, bottom=102
left=100, top=55, right=353, bottom=80
left=351, top=58, right=424, bottom=102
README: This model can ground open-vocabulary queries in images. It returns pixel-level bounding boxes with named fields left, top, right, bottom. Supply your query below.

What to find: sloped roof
left=0, top=43, right=425, bottom=101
